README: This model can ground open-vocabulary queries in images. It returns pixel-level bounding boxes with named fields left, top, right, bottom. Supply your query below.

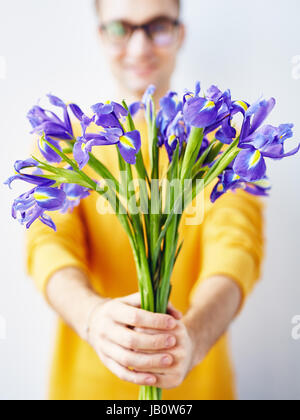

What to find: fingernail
left=145, top=377, right=156, bottom=385
left=166, top=336, right=176, bottom=347
left=162, top=356, right=172, bottom=366
left=167, top=318, right=176, bottom=329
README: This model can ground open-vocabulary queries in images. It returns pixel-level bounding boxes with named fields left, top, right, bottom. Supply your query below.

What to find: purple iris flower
left=143, top=85, right=156, bottom=106
left=210, top=97, right=244, bottom=145
left=156, top=91, right=189, bottom=161
left=12, top=186, right=67, bottom=230
left=73, top=100, right=141, bottom=168
left=69, top=103, right=95, bottom=136
left=183, top=83, right=226, bottom=129
left=142, top=85, right=156, bottom=119
left=74, top=126, right=141, bottom=168
left=38, top=135, right=63, bottom=163
left=27, top=94, right=73, bottom=140
left=204, top=89, right=235, bottom=140
left=5, top=159, right=55, bottom=189
left=102, top=128, right=142, bottom=165
left=238, top=97, right=276, bottom=144
left=183, top=84, right=231, bottom=134
left=233, top=123, right=300, bottom=182
left=210, top=167, right=271, bottom=203
left=91, top=101, right=128, bottom=130
left=73, top=137, right=93, bottom=170
left=164, top=111, right=189, bottom=162
left=156, top=91, right=180, bottom=145
left=215, top=96, right=275, bottom=147
left=129, top=101, right=142, bottom=117
left=60, top=183, right=90, bottom=213
left=73, top=136, right=108, bottom=170
left=183, top=81, right=201, bottom=104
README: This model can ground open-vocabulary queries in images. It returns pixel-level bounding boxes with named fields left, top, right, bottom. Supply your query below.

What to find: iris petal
left=118, top=130, right=141, bottom=164
left=34, top=187, right=66, bottom=210
left=233, top=147, right=267, bottom=181
left=183, top=97, right=218, bottom=128
left=14, top=159, right=38, bottom=173
left=38, top=136, right=62, bottom=163
left=73, top=139, right=91, bottom=169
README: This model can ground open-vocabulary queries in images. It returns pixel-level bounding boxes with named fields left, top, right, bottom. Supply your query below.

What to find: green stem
left=139, top=386, right=162, bottom=400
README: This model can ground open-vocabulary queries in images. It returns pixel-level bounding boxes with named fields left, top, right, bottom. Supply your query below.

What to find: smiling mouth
left=127, top=65, right=157, bottom=76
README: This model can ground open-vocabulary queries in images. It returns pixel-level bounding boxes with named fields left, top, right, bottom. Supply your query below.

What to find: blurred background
left=0, top=0, right=299, bottom=400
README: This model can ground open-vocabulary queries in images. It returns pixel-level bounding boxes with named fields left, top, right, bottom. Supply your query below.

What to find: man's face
left=98, top=0, right=185, bottom=96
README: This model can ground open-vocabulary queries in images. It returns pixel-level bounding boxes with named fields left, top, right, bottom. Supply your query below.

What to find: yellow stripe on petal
left=217, top=184, right=224, bottom=193
left=236, top=101, right=249, bottom=112
left=249, top=150, right=261, bottom=167
left=254, top=179, right=271, bottom=188
left=34, top=192, right=51, bottom=201
left=203, top=100, right=215, bottom=110
left=81, top=143, right=86, bottom=152
left=186, top=93, right=194, bottom=100
left=168, top=134, right=176, bottom=146
left=39, top=137, right=46, bottom=152
left=233, top=174, right=241, bottom=181
left=120, top=135, right=135, bottom=149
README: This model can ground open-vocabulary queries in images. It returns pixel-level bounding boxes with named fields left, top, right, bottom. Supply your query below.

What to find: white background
left=0, top=0, right=299, bottom=400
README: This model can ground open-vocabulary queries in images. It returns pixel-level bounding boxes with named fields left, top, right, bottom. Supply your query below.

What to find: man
left=26, top=0, right=264, bottom=400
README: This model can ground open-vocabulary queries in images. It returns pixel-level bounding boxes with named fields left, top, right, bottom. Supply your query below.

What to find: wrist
left=183, top=311, right=210, bottom=370
left=77, top=295, right=109, bottom=342
left=83, top=296, right=111, bottom=343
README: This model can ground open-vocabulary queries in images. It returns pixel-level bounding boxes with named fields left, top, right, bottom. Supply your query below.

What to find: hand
left=134, top=319, right=196, bottom=390
left=87, top=292, right=182, bottom=387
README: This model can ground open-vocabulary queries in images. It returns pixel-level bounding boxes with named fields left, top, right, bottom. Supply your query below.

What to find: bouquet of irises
left=5, top=82, right=299, bottom=400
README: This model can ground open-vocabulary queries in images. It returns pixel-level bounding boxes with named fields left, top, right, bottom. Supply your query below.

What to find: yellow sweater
left=26, top=118, right=265, bottom=400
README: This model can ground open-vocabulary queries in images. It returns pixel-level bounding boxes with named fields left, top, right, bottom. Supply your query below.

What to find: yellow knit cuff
left=27, top=242, right=89, bottom=303
left=189, top=246, right=261, bottom=318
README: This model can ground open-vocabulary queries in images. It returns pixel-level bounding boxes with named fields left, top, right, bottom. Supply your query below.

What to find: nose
left=126, top=28, right=153, bottom=58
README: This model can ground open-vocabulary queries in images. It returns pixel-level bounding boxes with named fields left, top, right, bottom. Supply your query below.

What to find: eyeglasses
left=100, top=16, right=180, bottom=48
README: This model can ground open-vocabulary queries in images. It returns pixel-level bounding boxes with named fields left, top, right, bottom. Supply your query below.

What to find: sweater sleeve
left=26, top=206, right=90, bottom=301
left=25, top=123, right=90, bottom=301
left=189, top=182, right=266, bottom=317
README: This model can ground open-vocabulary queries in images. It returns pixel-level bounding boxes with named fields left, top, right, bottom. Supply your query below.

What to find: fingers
left=98, top=351, right=157, bottom=386
left=120, top=293, right=183, bottom=321
left=167, top=303, right=183, bottom=320
left=106, top=322, right=177, bottom=351
left=119, top=293, right=142, bottom=307
left=151, top=371, right=182, bottom=390
left=100, top=339, right=174, bottom=372
left=109, top=301, right=177, bottom=331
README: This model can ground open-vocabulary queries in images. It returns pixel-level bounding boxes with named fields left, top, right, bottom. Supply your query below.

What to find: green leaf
left=180, top=127, right=204, bottom=181
left=204, top=141, right=224, bottom=164
left=191, top=140, right=216, bottom=178
left=43, top=135, right=78, bottom=170
left=204, top=138, right=240, bottom=188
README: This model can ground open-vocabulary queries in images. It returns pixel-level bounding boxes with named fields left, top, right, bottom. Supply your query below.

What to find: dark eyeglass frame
left=99, top=16, right=181, bottom=45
